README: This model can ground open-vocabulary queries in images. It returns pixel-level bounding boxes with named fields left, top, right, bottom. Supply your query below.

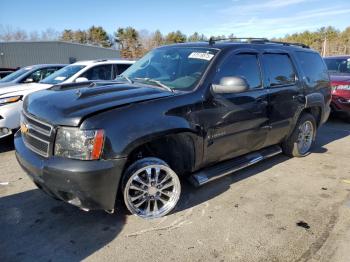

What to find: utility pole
left=322, top=37, right=327, bottom=57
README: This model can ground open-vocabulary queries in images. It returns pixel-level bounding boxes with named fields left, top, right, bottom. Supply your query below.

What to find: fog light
left=68, top=197, right=82, bottom=207
left=0, top=128, right=12, bottom=138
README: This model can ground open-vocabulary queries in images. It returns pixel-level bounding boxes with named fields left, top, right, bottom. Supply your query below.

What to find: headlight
left=0, top=95, right=22, bottom=105
left=54, top=127, right=105, bottom=160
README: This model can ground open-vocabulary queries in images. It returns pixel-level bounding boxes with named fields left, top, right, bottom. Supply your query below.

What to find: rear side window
left=81, top=64, right=113, bottom=80
left=262, top=54, right=296, bottom=87
left=214, top=53, right=262, bottom=89
left=296, top=52, right=329, bottom=87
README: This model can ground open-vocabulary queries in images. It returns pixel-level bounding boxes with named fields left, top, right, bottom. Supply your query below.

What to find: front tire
left=122, top=157, right=181, bottom=219
left=282, top=113, right=316, bottom=157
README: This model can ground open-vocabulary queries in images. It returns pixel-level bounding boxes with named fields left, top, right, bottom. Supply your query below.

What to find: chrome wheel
left=124, top=164, right=181, bottom=219
left=296, top=120, right=314, bottom=155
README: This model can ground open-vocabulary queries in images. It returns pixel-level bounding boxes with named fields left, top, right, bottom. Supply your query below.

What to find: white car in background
left=0, top=59, right=135, bottom=138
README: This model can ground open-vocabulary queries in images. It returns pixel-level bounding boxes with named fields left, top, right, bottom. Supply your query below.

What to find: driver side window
left=22, top=69, right=45, bottom=83
left=214, top=53, right=262, bottom=89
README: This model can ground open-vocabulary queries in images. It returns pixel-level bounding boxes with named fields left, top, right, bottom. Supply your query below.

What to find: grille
left=22, top=111, right=54, bottom=158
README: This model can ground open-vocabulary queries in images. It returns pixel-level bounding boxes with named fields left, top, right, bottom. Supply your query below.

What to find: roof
left=0, top=41, right=118, bottom=51
left=72, top=59, right=136, bottom=66
left=22, top=64, right=67, bottom=69
left=158, top=40, right=316, bottom=52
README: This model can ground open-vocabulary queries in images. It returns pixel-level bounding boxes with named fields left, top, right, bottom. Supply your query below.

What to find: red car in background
left=324, top=56, right=350, bottom=121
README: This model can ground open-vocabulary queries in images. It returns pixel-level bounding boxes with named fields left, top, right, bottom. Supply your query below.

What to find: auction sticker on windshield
left=188, top=52, right=214, bottom=61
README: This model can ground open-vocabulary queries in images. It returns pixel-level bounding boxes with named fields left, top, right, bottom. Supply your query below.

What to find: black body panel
left=16, top=41, right=331, bottom=211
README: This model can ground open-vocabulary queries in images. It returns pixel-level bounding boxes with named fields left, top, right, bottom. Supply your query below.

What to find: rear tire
left=122, top=157, right=181, bottom=219
left=282, top=113, right=316, bottom=157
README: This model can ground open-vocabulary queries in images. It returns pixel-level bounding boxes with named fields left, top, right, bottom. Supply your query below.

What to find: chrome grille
left=21, top=111, right=54, bottom=158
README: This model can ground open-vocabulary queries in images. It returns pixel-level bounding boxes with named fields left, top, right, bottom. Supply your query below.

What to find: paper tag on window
left=188, top=52, right=214, bottom=61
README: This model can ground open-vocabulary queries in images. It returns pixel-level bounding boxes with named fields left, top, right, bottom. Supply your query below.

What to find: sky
left=1, top=0, right=350, bottom=38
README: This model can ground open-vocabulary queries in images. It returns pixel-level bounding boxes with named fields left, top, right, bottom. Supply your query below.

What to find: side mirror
left=75, top=77, right=89, bottom=83
left=24, top=78, right=34, bottom=83
left=211, top=76, right=249, bottom=94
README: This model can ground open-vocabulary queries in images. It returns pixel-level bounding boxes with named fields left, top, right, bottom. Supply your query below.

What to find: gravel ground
left=0, top=118, right=350, bottom=262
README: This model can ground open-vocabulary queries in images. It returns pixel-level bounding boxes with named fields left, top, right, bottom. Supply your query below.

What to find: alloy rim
left=124, top=164, right=181, bottom=219
left=297, top=120, right=314, bottom=155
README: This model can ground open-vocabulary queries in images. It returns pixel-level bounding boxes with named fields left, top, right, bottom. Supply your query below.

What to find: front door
left=201, top=51, right=270, bottom=166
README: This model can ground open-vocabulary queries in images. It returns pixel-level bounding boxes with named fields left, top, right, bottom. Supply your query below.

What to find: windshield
left=118, top=47, right=218, bottom=91
left=0, top=67, right=31, bottom=83
left=40, top=65, right=85, bottom=84
left=324, top=58, right=350, bottom=75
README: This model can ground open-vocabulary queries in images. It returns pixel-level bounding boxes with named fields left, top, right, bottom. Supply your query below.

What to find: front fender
left=81, top=101, right=202, bottom=160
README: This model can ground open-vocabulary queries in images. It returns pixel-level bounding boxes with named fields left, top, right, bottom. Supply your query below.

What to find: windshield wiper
left=118, top=74, right=133, bottom=84
left=133, top=77, right=173, bottom=92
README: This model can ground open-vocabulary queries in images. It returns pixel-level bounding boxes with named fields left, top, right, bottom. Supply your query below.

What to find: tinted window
left=296, top=52, right=329, bottom=86
left=263, top=54, right=296, bottom=87
left=81, top=64, right=113, bottom=80
left=324, top=57, right=350, bottom=75
left=117, top=64, right=131, bottom=75
left=214, top=54, right=261, bottom=89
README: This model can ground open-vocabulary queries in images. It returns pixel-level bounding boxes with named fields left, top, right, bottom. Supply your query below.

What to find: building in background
left=0, top=41, right=120, bottom=68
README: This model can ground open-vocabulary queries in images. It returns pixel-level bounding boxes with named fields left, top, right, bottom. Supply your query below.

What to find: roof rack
left=208, top=37, right=309, bottom=48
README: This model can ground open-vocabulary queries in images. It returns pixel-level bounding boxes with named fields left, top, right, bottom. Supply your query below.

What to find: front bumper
left=0, top=101, right=22, bottom=138
left=331, top=96, right=350, bottom=117
left=15, top=132, right=127, bottom=211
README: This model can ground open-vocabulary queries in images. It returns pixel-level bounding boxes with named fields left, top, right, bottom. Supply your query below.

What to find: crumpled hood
left=24, top=83, right=174, bottom=126
left=0, top=83, right=52, bottom=98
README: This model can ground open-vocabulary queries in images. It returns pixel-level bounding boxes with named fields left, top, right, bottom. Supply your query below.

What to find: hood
left=329, top=74, right=350, bottom=83
left=0, top=83, right=52, bottom=98
left=24, top=83, right=174, bottom=126
left=0, top=82, right=17, bottom=88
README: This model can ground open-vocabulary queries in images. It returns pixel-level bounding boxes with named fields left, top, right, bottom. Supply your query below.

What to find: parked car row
left=13, top=38, right=333, bottom=219
left=0, top=59, right=135, bottom=138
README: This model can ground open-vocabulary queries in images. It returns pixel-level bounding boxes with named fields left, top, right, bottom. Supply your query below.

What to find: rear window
left=324, top=57, right=350, bottom=75
left=262, top=54, right=296, bottom=87
left=296, top=52, right=329, bottom=87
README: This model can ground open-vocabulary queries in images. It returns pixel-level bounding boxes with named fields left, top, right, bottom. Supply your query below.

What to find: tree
left=74, top=30, right=88, bottom=44
left=41, top=28, right=60, bottom=40
left=165, top=30, right=186, bottom=44
left=152, top=30, right=164, bottom=47
left=115, top=27, right=143, bottom=58
left=87, top=26, right=111, bottom=47
left=61, top=29, right=74, bottom=42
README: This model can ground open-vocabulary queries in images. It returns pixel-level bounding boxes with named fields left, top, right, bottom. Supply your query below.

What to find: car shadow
left=0, top=189, right=126, bottom=262
left=175, top=118, right=350, bottom=214
left=0, top=134, right=14, bottom=153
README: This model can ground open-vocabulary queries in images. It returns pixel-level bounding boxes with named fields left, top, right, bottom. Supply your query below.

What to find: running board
left=189, top=145, right=282, bottom=187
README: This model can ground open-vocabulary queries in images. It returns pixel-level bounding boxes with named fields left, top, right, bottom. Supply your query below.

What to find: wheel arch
left=123, top=129, right=202, bottom=177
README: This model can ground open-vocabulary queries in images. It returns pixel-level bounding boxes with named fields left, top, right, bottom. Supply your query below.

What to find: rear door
left=202, top=50, right=270, bottom=165
left=262, top=51, right=303, bottom=146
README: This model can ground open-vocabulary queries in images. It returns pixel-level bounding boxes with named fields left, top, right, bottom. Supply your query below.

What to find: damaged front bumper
left=15, top=132, right=127, bottom=211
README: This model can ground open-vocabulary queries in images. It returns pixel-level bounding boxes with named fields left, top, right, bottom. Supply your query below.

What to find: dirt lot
left=0, top=118, right=350, bottom=262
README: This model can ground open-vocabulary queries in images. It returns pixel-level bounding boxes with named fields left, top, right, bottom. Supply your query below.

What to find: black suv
left=15, top=38, right=331, bottom=219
